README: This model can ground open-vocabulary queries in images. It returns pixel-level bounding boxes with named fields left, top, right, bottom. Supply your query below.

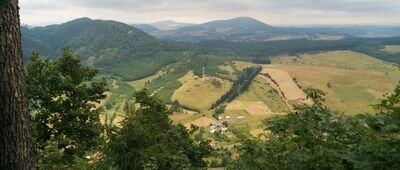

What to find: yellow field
left=261, top=67, right=311, bottom=103
left=272, top=51, right=395, bottom=71
left=275, top=65, right=395, bottom=114
left=183, top=116, right=217, bottom=128
left=233, top=50, right=400, bottom=114
left=382, top=45, right=400, bottom=54
left=221, top=110, right=273, bottom=130
left=171, top=71, right=232, bottom=111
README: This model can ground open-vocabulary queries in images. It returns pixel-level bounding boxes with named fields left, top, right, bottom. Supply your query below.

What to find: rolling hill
left=154, top=17, right=280, bottom=42
left=22, top=17, right=187, bottom=80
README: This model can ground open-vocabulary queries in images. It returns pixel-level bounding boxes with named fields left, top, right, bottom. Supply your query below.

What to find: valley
left=94, top=49, right=400, bottom=149
left=20, top=16, right=400, bottom=169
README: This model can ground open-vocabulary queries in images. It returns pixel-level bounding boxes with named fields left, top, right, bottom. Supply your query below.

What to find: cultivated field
left=272, top=50, right=400, bottom=82
left=273, top=65, right=396, bottom=114
left=269, top=51, right=400, bottom=114
left=261, top=67, right=311, bottom=105
left=171, top=71, right=232, bottom=111
left=233, top=50, right=400, bottom=114
left=226, top=100, right=272, bottom=115
left=382, top=45, right=400, bottom=54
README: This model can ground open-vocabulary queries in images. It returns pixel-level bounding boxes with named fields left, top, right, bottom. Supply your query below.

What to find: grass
left=169, top=112, right=205, bottom=125
left=268, top=50, right=400, bottom=114
left=274, top=65, right=396, bottom=114
left=172, top=71, right=233, bottom=111
left=154, top=80, right=182, bottom=103
left=382, top=45, right=400, bottom=54
left=236, top=76, right=290, bottom=113
left=220, top=110, right=273, bottom=131
left=272, top=51, right=395, bottom=71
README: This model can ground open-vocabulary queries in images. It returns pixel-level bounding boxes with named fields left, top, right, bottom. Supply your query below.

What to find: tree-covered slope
left=22, top=17, right=186, bottom=80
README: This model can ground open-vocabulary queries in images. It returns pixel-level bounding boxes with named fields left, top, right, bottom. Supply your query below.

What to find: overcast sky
left=20, top=0, right=400, bottom=26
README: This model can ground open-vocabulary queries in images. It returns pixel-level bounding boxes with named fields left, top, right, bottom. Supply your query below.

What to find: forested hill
left=21, top=17, right=187, bottom=80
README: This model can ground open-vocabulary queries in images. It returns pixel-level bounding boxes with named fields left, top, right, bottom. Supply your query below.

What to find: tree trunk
left=0, top=0, right=36, bottom=169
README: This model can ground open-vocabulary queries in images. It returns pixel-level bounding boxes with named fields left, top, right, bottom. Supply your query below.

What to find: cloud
left=19, top=0, right=400, bottom=26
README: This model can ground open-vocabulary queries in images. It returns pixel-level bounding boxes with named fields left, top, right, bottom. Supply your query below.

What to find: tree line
left=211, top=66, right=261, bottom=109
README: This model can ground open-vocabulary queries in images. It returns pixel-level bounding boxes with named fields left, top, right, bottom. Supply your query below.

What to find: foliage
left=228, top=81, right=400, bottom=169
left=103, top=90, right=212, bottom=170
left=303, top=87, right=327, bottom=104
left=26, top=49, right=107, bottom=164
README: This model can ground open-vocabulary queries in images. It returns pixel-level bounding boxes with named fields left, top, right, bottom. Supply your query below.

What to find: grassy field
left=169, top=112, right=206, bottom=125
left=235, top=76, right=290, bottom=113
left=232, top=51, right=399, bottom=114
left=268, top=51, right=400, bottom=114
left=382, top=45, right=400, bottom=54
left=221, top=110, right=273, bottom=131
left=172, top=71, right=233, bottom=111
left=274, top=65, right=396, bottom=114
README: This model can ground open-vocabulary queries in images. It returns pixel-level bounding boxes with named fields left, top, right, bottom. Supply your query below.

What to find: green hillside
left=22, top=18, right=187, bottom=80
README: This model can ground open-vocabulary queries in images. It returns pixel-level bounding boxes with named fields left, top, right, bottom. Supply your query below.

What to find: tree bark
left=0, top=0, right=36, bottom=169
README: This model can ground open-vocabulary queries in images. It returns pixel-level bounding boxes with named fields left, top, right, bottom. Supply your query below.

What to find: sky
left=20, top=0, right=400, bottom=26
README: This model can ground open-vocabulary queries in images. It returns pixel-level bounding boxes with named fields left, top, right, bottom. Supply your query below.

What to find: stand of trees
left=102, top=90, right=212, bottom=169
left=211, top=66, right=261, bottom=109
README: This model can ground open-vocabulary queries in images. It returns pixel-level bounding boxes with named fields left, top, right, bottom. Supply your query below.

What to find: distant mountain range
left=138, top=17, right=400, bottom=42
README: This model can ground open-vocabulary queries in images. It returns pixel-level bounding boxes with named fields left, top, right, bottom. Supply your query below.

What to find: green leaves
left=304, top=87, right=327, bottom=104
left=229, top=87, right=400, bottom=169
left=104, top=90, right=211, bottom=169
left=27, top=49, right=107, bottom=166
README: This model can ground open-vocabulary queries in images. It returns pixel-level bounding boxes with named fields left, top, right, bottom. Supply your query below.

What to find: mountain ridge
left=22, top=17, right=187, bottom=80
